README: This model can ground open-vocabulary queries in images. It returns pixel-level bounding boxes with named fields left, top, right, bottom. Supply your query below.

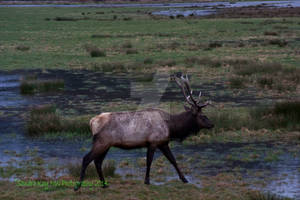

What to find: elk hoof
left=74, top=182, right=82, bottom=191
left=181, top=177, right=188, bottom=183
left=101, top=181, right=109, bottom=188
left=144, top=179, right=150, bottom=185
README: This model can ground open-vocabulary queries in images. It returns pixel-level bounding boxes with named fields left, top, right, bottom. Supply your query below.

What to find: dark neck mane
left=167, top=111, right=201, bottom=141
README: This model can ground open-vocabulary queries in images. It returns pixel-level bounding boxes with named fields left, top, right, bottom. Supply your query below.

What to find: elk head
left=174, top=74, right=214, bottom=129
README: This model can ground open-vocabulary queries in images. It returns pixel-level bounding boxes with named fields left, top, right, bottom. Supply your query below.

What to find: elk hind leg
left=74, top=143, right=108, bottom=191
left=94, top=148, right=110, bottom=188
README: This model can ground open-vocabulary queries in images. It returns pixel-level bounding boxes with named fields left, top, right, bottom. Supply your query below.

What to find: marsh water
left=0, top=70, right=300, bottom=199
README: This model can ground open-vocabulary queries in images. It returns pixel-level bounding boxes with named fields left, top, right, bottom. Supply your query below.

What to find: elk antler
left=174, top=75, right=194, bottom=106
left=173, top=74, right=210, bottom=109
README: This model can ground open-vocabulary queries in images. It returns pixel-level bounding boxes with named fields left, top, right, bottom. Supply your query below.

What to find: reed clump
left=26, top=105, right=90, bottom=137
left=20, top=76, right=64, bottom=95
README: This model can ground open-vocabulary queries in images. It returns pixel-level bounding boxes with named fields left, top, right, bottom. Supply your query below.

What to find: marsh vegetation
left=20, top=75, right=64, bottom=95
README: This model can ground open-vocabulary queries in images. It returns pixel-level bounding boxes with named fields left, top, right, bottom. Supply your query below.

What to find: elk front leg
left=159, top=144, right=188, bottom=183
left=144, top=146, right=156, bottom=185
left=94, top=148, right=110, bottom=188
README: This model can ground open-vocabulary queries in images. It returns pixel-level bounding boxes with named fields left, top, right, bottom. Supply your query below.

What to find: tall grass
left=20, top=76, right=64, bottom=95
left=250, top=101, right=300, bottom=130
left=26, top=105, right=90, bottom=137
left=204, top=101, right=300, bottom=134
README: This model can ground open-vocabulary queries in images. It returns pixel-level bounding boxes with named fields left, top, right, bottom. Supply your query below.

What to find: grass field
left=0, top=7, right=299, bottom=70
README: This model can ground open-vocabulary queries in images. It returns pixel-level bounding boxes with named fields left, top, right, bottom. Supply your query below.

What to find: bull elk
left=74, top=75, right=214, bottom=191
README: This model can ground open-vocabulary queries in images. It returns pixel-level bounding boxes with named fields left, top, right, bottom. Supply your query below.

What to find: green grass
left=0, top=7, right=299, bottom=71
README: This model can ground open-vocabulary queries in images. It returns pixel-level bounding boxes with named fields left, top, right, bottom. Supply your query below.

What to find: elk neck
left=167, top=111, right=200, bottom=141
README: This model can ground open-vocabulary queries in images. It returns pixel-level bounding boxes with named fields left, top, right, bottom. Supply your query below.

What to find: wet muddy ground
left=0, top=70, right=300, bottom=198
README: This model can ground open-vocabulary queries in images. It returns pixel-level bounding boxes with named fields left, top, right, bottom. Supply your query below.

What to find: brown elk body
left=74, top=75, right=214, bottom=191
